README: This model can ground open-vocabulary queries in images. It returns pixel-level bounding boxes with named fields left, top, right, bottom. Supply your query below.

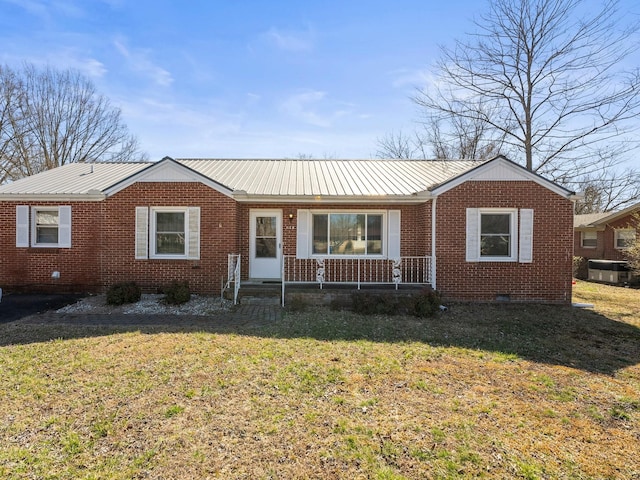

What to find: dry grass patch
left=0, top=281, right=639, bottom=479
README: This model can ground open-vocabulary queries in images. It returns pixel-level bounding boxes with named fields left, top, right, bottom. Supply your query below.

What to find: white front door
left=249, top=210, right=282, bottom=280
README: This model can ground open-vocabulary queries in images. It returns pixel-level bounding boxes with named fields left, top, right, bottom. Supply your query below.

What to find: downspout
left=431, top=196, right=437, bottom=290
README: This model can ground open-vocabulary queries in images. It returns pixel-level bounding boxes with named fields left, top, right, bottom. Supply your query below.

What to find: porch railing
left=224, top=253, right=241, bottom=305
left=281, top=255, right=432, bottom=306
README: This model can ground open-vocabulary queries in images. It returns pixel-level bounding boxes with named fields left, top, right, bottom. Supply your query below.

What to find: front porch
left=225, top=254, right=433, bottom=306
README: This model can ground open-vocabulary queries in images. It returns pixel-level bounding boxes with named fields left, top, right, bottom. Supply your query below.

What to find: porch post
left=281, top=254, right=285, bottom=307
left=431, top=197, right=438, bottom=290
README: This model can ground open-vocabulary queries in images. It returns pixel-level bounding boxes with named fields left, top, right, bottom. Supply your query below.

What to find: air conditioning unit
left=587, top=260, right=630, bottom=284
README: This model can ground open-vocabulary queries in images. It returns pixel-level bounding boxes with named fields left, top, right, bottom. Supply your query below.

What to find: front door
left=249, top=210, right=282, bottom=280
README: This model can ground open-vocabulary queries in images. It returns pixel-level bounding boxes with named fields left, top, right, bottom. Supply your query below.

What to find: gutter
left=231, top=191, right=434, bottom=204
left=0, top=192, right=106, bottom=202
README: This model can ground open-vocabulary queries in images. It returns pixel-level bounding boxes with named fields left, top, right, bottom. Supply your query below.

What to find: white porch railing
left=281, top=255, right=432, bottom=305
left=224, top=253, right=241, bottom=305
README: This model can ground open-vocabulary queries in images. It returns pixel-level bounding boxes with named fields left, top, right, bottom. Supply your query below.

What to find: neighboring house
left=574, top=203, right=640, bottom=261
left=574, top=203, right=639, bottom=284
left=0, top=155, right=578, bottom=303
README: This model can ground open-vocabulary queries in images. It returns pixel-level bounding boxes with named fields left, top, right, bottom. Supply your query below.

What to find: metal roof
left=574, top=212, right=611, bottom=228
left=178, top=159, right=478, bottom=196
left=0, top=162, right=150, bottom=196
left=574, top=202, right=640, bottom=228
left=0, top=158, right=480, bottom=199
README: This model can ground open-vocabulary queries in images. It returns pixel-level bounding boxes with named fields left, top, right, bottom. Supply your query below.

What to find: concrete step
left=237, top=284, right=282, bottom=305
left=239, top=295, right=281, bottom=306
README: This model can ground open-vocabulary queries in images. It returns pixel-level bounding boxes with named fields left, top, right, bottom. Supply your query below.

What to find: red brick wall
left=101, top=182, right=238, bottom=294
left=0, top=201, right=102, bottom=292
left=574, top=213, right=639, bottom=261
left=435, top=181, right=574, bottom=304
left=0, top=183, right=239, bottom=294
left=1, top=180, right=574, bottom=302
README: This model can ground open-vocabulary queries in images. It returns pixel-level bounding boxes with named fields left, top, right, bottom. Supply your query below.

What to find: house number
left=285, top=225, right=296, bottom=230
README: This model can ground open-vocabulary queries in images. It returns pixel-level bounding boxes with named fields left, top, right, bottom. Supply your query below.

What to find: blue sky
left=1, top=0, right=638, bottom=163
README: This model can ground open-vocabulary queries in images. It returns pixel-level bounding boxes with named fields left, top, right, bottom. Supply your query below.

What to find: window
left=34, top=209, right=60, bottom=245
left=151, top=208, right=187, bottom=258
left=155, top=211, right=186, bottom=255
left=466, top=208, right=527, bottom=262
left=311, top=212, right=384, bottom=256
left=138, top=207, right=200, bottom=260
left=615, top=229, right=636, bottom=249
left=581, top=231, right=597, bottom=248
left=480, top=212, right=513, bottom=258
left=16, top=206, right=71, bottom=248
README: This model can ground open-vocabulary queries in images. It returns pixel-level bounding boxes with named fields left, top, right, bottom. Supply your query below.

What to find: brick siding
left=574, top=213, right=638, bottom=261
left=0, top=179, right=574, bottom=302
left=435, top=181, right=573, bottom=304
left=0, top=201, right=102, bottom=292
left=101, top=182, right=238, bottom=294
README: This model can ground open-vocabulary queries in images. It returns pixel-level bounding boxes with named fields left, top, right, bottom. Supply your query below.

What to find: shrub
left=626, top=239, right=640, bottom=277
left=573, top=256, right=589, bottom=280
left=411, top=288, right=442, bottom=318
left=286, top=296, right=308, bottom=312
left=351, top=292, right=399, bottom=315
left=164, top=281, right=191, bottom=305
left=351, top=289, right=441, bottom=318
left=106, top=282, right=141, bottom=306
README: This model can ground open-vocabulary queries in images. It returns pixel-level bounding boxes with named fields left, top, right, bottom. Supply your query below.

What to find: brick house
left=574, top=203, right=640, bottom=261
left=574, top=203, right=639, bottom=283
left=0, top=155, right=578, bottom=303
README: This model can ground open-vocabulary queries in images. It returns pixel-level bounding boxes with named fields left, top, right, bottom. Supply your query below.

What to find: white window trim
left=473, top=208, right=519, bottom=262
left=581, top=231, right=597, bottom=249
left=29, top=206, right=71, bottom=248
left=149, top=207, right=191, bottom=260
left=308, top=210, right=388, bottom=259
left=614, top=228, right=636, bottom=250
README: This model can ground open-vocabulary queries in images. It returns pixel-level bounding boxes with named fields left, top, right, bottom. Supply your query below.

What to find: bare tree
left=375, top=130, right=428, bottom=159
left=0, top=64, right=146, bottom=183
left=291, top=152, right=338, bottom=160
left=574, top=165, right=640, bottom=213
left=414, top=0, right=640, bottom=198
left=375, top=117, right=501, bottom=160
left=0, top=65, right=24, bottom=183
left=423, top=110, right=503, bottom=160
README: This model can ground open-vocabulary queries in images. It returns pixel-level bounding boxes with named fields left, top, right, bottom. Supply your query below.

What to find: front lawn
left=1, top=281, right=638, bottom=479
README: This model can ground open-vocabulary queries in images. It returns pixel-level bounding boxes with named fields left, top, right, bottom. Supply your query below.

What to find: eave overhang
left=231, top=191, right=434, bottom=204
left=0, top=192, right=106, bottom=202
left=429, top=155, right=576, bottom=199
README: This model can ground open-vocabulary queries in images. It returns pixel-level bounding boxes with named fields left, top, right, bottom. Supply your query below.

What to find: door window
left=255, top=216, right=277, bottom=258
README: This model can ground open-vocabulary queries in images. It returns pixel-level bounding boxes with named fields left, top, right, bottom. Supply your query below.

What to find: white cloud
left=389, top=68, right=432, bottom=89
left=2, top=0, right=85, bottom=19
left=2, top=0, right=48, bottom=17
left=0, top=49, right=107, bottom=78
left=280, top=90, right=332, bottom=127
left=279, top=90, right=362, bottom=128
left=263, top=27, right=314, bottom=52
left=113, top=38, right=173, bottom=87
left=55, top=53, right=107, bottom=77
left=114, top=96, right=246, bottom=158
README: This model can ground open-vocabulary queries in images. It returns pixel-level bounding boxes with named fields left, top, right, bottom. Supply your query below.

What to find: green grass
left=0, top=280, right=638, bottom=478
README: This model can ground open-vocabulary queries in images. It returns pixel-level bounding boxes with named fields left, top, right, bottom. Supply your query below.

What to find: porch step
left=239, top=295, right=282, bottom=306
left=237, top=284, right=282, bottom=306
